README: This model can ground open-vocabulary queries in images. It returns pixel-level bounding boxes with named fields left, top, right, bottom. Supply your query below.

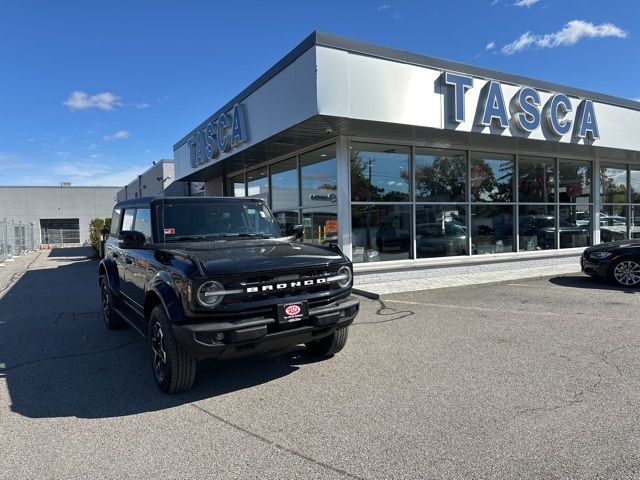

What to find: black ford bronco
left=98, top=196, right=359, bottom=393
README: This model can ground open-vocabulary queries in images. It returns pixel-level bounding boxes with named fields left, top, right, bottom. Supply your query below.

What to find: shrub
left=89, top=217, right=110, bottom=255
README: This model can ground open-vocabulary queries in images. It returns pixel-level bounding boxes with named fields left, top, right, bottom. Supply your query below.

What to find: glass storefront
left=352, top=204, right=411, bottom=263
left=224, top=140, right=640, bottom=263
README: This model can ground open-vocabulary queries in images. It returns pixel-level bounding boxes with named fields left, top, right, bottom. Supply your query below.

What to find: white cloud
left=377, top=3, right=390, bottom=12
left=103, top=130, right=130, bottom=141
left=514, top=0, right=540, bottom=7
left=134, top=102, right=150, bottom=109
left=502, top=20, right=628, bottom=54
left=486, top=41, right=496, bottom=50
left=63, top=91, right=122, bottom=111
left=52, top=162, right=149, bottom=187
left=490, top=0, right=499, bottom=5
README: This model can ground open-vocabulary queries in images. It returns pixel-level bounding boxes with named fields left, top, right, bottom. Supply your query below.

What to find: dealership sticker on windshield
left=164, top=228, right=176, bottom=235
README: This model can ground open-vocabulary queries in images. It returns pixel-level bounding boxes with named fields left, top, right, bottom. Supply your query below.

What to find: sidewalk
left=354, top=254, right=583, bottom=295
left=0, top=250, right=42, bottom=297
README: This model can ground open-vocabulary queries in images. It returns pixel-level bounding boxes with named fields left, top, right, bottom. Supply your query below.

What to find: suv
left=99, top=197, right=359, bottom=393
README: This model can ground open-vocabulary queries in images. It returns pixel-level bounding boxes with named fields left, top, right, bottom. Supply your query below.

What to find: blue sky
left=1, top=0, right=638, bottom=186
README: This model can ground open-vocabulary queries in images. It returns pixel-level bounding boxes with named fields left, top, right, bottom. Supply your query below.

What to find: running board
left=113, top=307, right=147, bottom=337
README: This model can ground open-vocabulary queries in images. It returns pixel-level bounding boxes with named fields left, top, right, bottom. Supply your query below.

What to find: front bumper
left=580, top=255, right=611, bottom=277
left=172, top=296, right=360, bottom=360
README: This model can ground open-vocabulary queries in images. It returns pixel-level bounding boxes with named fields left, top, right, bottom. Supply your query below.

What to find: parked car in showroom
left=98, top=196, right=359, bottom=393
left=581, top=239, right=640, bottom=287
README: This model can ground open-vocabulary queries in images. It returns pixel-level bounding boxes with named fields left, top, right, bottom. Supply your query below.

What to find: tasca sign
left=443, top=72, right=600, bottom=140
left=187, top=103, right=248, bottom=168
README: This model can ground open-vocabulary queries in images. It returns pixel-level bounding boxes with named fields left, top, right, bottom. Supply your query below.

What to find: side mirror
left=119, top=230, right=146, bottom=249
left=290, top=224, right=304, bottom=241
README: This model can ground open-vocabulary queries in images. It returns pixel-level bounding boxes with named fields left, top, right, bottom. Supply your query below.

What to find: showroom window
left=559, top=159, right=592, bottom=248
left=470, top=152, right=514, bottom=203
left=226, top=143, right=337, bottom=245
left=351, top=143, right=410, bottom=202
left=600, top=164, right=635, bottom=243
left=351, top=204, right=411, bottom=263
left=414, top=148, right=466, bottom=202
left=351, top=143, right=411, bottom=263
left=416, top=205, right=468, bottom=258
left=228, top=174, right=245, bottom=197
left=271, top=157, right=298, bottom=210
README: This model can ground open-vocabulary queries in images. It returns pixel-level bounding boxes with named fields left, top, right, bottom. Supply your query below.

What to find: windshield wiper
left=214, top=233, right=275, bottom=239
left=168, top=235, right=210, bottom=242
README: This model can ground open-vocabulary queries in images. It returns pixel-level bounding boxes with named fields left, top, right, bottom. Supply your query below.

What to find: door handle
left=125, top=258, right=133, bottom=265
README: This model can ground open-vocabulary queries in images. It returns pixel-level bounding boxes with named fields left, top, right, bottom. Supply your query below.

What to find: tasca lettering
left=188, top=103, right=248, bottom=168
left=442, top=73, right=600, bottom=140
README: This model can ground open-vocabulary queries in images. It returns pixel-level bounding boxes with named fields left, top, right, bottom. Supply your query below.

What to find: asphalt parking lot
left=1, top=248, right=639, bottom=479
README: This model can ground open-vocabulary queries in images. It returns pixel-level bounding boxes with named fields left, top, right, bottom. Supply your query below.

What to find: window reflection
left=631, top=205, right=640, bottom=239
left=519, top=205, right=556, bottom=250
left=600, top=205, right=627, bottom=243
left=247, top=169, right=269, bottom=204
left=559, top=160, right=591, bottom=204
left=351, top=205, right=411, bottom=263
left=271, top=158, right=298, bottom=210
left=351, top=143, right=410, bottom=202
left=470, top=153, right=514, bottom=202
left=416, top=205, right=467, bottom=258
left=414, top=149, right=466, bottom=202
left=301, top=145, right=337, bottom=207
left=631, top=169, right=640, bottom=204
left=559, top=205, right=590, bottom=248
left=600, top=165, right=627, bottom=204
left=272, top=210, right=299, bottom=237
left=302, top=207, right=338, bottom=245
left=518, top=156, right=555, bottom=203
left=228, top=174, right=245, bottom=197
left=471, top=205, right=514, bottom=254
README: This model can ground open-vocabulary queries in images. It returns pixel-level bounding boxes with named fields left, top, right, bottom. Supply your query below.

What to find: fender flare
left=146, top=281, right=186, bottom=326
left=98, top=258, right=119, bottom=292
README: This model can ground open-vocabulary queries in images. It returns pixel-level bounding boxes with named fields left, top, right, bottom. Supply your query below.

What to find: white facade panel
left=315, top=47, right=640, bottom=154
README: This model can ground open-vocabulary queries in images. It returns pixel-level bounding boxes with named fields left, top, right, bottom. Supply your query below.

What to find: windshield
left=158, top=200, right=282, bottom=242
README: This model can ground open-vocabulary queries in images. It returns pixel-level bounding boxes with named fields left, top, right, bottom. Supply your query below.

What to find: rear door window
left=134, top=208, right=152, bottom=242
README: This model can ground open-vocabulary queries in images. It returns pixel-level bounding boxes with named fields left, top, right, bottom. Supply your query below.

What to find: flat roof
left=174, top=31, right=640, bottom=151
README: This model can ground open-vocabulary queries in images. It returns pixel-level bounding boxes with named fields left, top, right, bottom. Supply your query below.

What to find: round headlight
left=337, top=266, right=352, bottom=288
left=197, top=281, right=225, bottom=308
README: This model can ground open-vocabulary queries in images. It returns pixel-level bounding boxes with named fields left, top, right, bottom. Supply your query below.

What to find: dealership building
left=171, top=32, right=640, bottom=278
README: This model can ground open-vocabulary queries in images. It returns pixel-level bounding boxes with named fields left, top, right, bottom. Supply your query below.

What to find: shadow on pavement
left=0, top=248, right=322, bottom=419
left=548, top=275, right=639, bottom=294
left=45, top=246, right=93, bottom=258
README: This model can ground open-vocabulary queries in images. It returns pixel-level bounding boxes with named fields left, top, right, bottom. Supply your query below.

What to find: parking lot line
left=383, top=298, right=566, bottom=317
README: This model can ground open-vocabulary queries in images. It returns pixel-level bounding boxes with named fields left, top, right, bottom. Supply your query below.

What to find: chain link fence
left=0, top=222, right=37, bottom=264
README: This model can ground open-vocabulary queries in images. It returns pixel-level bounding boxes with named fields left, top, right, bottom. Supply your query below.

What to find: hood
left=161, top=238, right=345, bottom=276
left=586, top=239, right=640, bottom=253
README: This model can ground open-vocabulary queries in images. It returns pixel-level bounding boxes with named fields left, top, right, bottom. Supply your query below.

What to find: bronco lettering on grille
left=246, top=277, right=327, bottom=293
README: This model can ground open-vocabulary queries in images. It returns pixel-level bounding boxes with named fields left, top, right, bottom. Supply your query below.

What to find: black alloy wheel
left=100, top=276, right=125, bottom=329
left=149, top=305, right=197, bottom=393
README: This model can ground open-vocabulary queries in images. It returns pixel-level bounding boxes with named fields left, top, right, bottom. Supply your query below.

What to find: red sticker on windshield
left=164, top=228, right=175, bottom=235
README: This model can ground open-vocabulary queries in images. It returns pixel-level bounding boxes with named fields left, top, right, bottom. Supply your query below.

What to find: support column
left=336, top=136, right=352, bottom=259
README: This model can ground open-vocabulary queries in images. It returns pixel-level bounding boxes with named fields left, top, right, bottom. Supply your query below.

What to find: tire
left=149, top=305, right=197, bottom=393
left=100, top=276, right=125, bottom=330
left=609, top=258, right=640, bottom=287
left=306, top=327, right=349, bottom=356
